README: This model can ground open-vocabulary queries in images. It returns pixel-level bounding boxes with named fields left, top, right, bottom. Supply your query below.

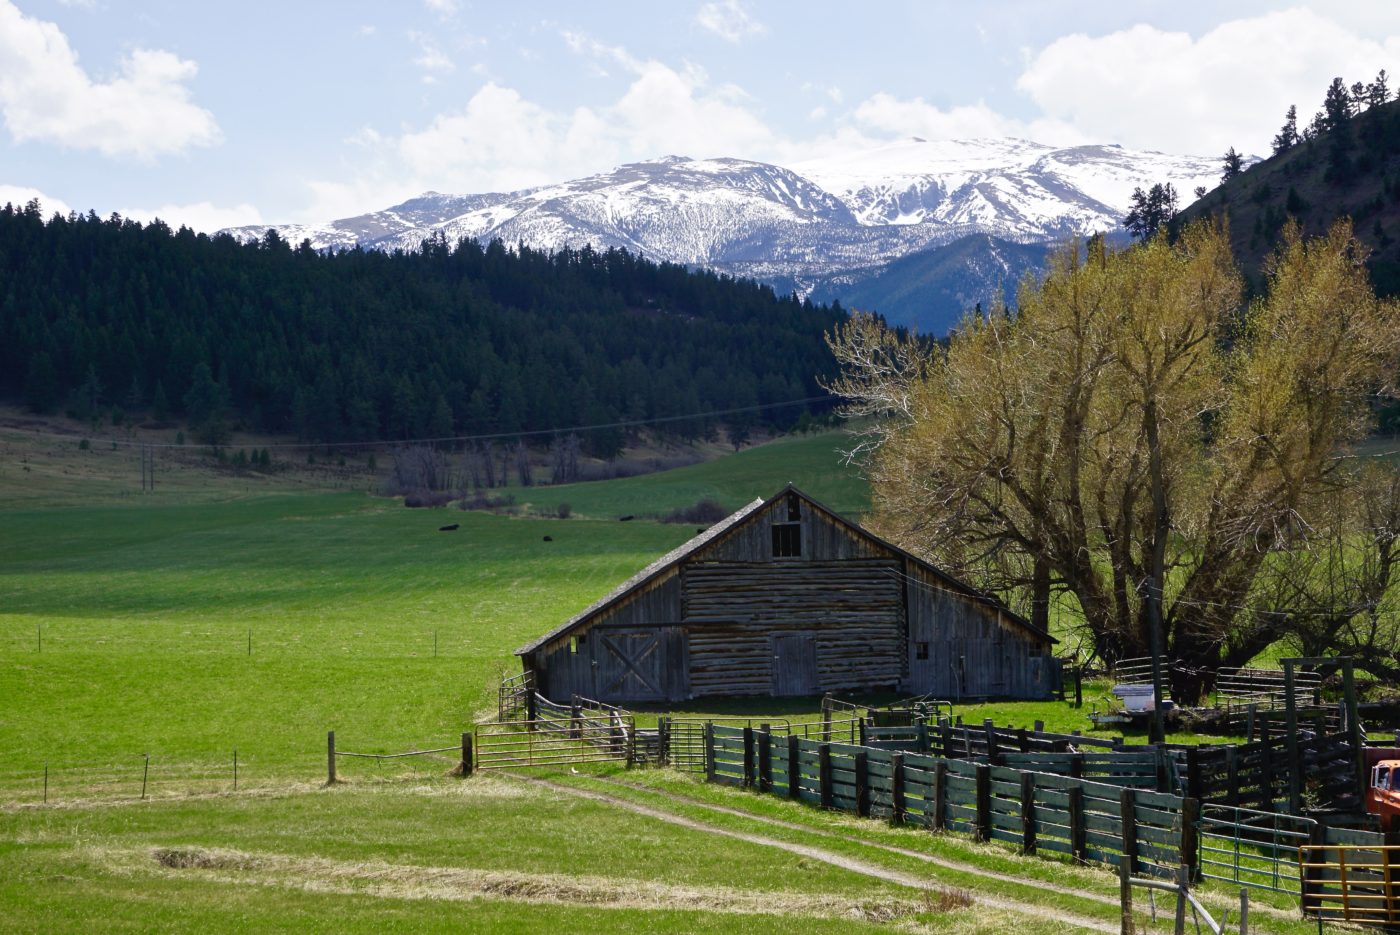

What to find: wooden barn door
left=771, top=633, right=818, bottom=696
left=593, top=627, right=687, bottom=702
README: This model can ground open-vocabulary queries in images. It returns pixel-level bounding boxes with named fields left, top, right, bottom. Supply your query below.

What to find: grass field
left=1, top=427, right=1295, bottom=932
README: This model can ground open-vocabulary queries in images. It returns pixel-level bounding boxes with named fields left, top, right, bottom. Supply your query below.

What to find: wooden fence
left=1181, top=731, right=1360, bottom=813
left=706, top=725, right=1193, bottom=879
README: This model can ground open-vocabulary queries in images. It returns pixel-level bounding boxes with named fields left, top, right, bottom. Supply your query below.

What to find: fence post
left=1021, top=772, right=1037, bottom=855
left=1068, top=784, right=1086, bottom=863
left=1119, top=787, right=1139, bottom=879
left=1180, top=796, right=1199, bottom=881
left=327, top=730, right=336, bottom=785
left=891, top=752, right=906, bottom=825
left=460, top=732, right=474, bottom=777
left=975, top=763, right=992, bottom=841
left=854, top=750, right=870, bottom=817
left=787, top=734, right=801, bottom=799
left=916, top=719, right=929, bottom=753
left=526, top=690, right=537, bottom=728
left=1074, top=666, right=1083, bottom=708
left=704, top=722, right=716, bottom=783
left=933, top=760, right=948, bottom=831
left=1224, top=746, right=1240, bottom=807
left=742, top=726, right=755, bottom=788
left=818, top=743, right=833, bottom=809
left=983, top=719, right=999, bottom=763
left=1119, top=791, right=1135, bottom=934
left=658, top=717, right=671, bottom=768
left=757, top=726, right=772, bottom=793
left=1185, top=746, right=1203, bottom=802
left=1070, top=752, right=1084, bottom=779
left=821, top=694, right=833, bottom=742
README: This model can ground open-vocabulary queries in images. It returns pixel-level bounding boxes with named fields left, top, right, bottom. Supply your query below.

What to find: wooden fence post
left=1119, top=787, right=1139, bottom=878
left=1074, top=666, right=1083, bottom=708
left=818, top=743, right=833, bottom=809
left=890, top=753, right=906, bottom=825
left=757, top=726, right=772, bottom=793
left=460, top=732, right=473, bottom=777
left=1185, top=746, right=1202, bottom=802
left=704, top=722, right=716, bottom=783
left=1224, top=746, right=1239, bottom=807
left=742, top=726, right=755, bottom=788
left=787, top=734, right=801, bottom=800
left=821, top=694, right=833, bottom=742
left=933, top=760, right=948, bottom=831
left=984, top=719, right=999, bottom=763
left=1070, top=752, right=1084, bottom=779
left=854, top=750, right=870, bottom=817
left=1119, top=786, right=1137, bottom=935
left=1180, top=797, right=1200, bottom=881
left=1068, top=785, right=1086, bottom=863
left=1021, top=772, right=1037, bottom=855
left=526, top=691, right=537, bottom=727
left=975, top=763, right=992, bottom=841
left=916, top=719, right=929, bottom=753
left=658, top=717, right=671, bottom=767
left=327, top=730, right=336, bottom=785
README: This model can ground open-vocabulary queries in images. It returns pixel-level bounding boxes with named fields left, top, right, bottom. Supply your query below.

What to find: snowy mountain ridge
left=223, top=137, right=1227, bottom=329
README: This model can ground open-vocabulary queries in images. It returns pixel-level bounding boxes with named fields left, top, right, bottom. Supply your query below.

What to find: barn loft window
left=569, top=636, right=579, bottom=654
left=915, top=641, right=929, bottom=660
left=771, top=521, right=801, bottom=557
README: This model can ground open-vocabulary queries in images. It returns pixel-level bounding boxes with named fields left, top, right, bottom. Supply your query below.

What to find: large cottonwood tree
left=827, top=220, right=1400, bottom=702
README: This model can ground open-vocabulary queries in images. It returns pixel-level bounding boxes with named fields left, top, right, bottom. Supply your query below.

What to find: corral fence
left=1300, top=841, right=1400, bottom=925
left=701, top=723, right=1389, bottom=915
left=474, top=715, right=636, bottom=771
left=326, top=731, right=470, bottom=783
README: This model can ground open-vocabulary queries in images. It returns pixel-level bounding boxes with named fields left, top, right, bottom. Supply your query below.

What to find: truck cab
left=1367, top=759, right=1400, bottom=820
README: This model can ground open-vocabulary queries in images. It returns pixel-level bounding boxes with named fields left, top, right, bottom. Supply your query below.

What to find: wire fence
left=0, top=752, right=256, bottom=805
left=0, top=624, right=484, bottom=658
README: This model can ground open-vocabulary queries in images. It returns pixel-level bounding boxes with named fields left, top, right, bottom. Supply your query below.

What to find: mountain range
left=225, top=138, right=1224, bottom=333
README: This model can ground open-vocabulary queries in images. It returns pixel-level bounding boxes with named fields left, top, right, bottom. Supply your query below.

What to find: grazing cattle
left=438, top=523, right=460, bottom=532
left=543, top=535, right=554, bottom=542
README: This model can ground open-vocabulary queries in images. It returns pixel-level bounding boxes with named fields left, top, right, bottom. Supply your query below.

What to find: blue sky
left=3, top=1, right=1399, bottom=230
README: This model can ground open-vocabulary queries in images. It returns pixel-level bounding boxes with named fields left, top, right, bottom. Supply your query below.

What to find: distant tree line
left=0, top=205, right=846, bottom=454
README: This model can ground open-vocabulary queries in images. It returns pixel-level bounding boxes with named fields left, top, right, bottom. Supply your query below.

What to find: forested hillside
left=0, top=203, right=845, bottom=450
left=1179, top=73, right=1400, bottom=296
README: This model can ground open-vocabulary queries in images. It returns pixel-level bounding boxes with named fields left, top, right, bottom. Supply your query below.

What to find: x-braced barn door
left=771, top=633, right=818, bottom=696
left=595, top=629, right=666, bottom=702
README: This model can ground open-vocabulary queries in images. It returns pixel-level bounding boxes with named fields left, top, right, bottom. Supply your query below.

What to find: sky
left=3, top=0, right=1400, bottom=231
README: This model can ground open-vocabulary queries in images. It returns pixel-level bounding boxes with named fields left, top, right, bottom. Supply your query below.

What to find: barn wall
left=903, top=563, right=1050, bottom=699
left=682, top=559, right=903, bottom=697
left=531, top=573, right=683, bottom=702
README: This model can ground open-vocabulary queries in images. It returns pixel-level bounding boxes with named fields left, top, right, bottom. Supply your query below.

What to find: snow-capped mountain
left=223, top=138, right=1226, bottom=332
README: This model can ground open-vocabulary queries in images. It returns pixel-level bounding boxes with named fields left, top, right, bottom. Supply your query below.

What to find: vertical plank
left=327, top=730, right=336, bottom=785
left=1180, top=797, right=1200, bottom=881
left=975, top=763, right=992, bottom=842
left=854, top=750, right=870, bottom=817
left=742, top=726, right=755, bottom=788
left=1021, top=772, right=1037, bottom=855
left=1068, top=785, right=1086, bottom=863
left=787, top=734, right=801, bottom=800
left=933, top=760, right=948, bottom=831
left=1119, top=787, right=1136, bottom=934
left=704, top=721, right=716, bottom=783
left=819, top=743, right=833, bottom=809
left=460, top=732, right=473, bottom=777
left=1224, top=746, right=1239, bottom=807
left=757, top=726, right=772, bottom=793
left=890, top=752, right=906, bottom=825
left=1185, top=746, right=1202, bottom=802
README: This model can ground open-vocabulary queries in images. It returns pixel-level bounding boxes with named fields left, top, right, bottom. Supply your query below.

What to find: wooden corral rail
left=1300, top=842, right=1400, bottom=924
left=668, top=717, right=790, bottom=773
left=1216, top=666, right=1322, bottom=708
left=474, top=714, right=636, bottom=770
left=1181, top=731, right=1360, bottom=813
left=707, top=725, right=1192, bottom=879
left=497, top=671, right=534, bottom=721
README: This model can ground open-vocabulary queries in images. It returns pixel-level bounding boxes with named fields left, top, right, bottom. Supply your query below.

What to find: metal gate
left=668, top=718, right=791, bottom=773
left=1198, top=803, right=1316, bottom=895
left=474, top=714, right=636, bottom=770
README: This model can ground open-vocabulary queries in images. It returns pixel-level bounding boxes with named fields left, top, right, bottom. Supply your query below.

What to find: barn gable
left=516, top=485, right=1054, bottom=703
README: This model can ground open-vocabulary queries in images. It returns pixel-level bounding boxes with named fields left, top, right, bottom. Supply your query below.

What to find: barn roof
left=515, top=484, right=1051, bottom=657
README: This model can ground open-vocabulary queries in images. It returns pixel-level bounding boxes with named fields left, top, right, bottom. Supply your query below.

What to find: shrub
left=660, top=497, right=729, bottom=525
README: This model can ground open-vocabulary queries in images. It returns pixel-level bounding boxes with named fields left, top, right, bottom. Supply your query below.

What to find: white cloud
left=849, top=91, right=1085, bottom=147
left=0, top=184, right=71, bottom=216
left=423, top=0, right=457, bottom=17
left=409, top=31, right=454, bottom=83
left=358, top=24, right=377, bottom=37
left=0, top=0, right=220, bottom=160
left=1017, top=9, right=1400, bottom=156
left=119, top=201, right=263, bottom=232
left=695, top=0, right=765, bottom=43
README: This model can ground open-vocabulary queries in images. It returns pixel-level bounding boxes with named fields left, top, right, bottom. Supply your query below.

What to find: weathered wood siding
left=903, top=562, right=1049, bottom=699
left=682, top=559, right=903, bottom=696
left=524, top=488, right=1053, bottom=704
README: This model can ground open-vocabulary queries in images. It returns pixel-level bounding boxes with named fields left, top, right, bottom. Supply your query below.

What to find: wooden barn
left=515, top=485, right=1055, bottom=704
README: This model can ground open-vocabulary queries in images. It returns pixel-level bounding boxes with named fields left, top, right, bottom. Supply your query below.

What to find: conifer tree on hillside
left=1221, top=147, right=1244, bottom=183
left=1272, top=104, right=1299, bottom=154
left=1123, top=183, right=1179, bottom=241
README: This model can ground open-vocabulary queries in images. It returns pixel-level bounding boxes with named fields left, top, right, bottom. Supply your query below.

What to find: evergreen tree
left=1221, top=147, right=1244, bottom=183
left=23, top=352, right=59, bottom=414
left=1272, top=104, right=1299, bottom=154
left=1324, top=77, right=1352, bottom=131
left=1123, top=183, right=1179, bottom=241
left=1369, top=69, right=1391, bottom=108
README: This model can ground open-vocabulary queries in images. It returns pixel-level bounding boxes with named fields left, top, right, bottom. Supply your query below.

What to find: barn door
left=592, top=627, right=687, bottom=702
left=595, top=630, right=665, bottom=702
left=771, top=633, right=818, bottom=696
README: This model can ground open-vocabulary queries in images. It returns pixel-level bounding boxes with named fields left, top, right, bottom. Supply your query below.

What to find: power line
left=8, top=394, right=839, bottom=453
